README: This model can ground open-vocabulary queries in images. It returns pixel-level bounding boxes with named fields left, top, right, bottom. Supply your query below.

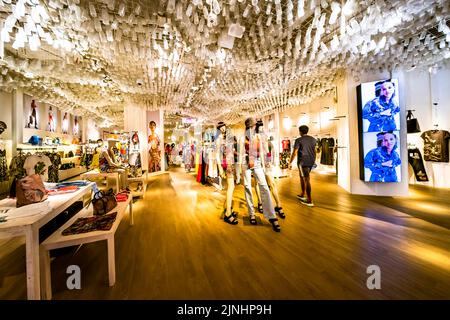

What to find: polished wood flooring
left=1, top=168, right=449, bottom=299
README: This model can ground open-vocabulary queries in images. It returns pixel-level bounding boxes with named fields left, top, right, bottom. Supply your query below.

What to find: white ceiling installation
left=0, top=0, right=449, bottom=127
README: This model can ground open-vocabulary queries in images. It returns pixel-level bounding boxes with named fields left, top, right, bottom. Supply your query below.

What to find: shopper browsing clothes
left=216, top=122, right=238, bottom=225
left=289, top=125, right=316, bottom=207
left=363, top=79, right=400, bottom=132
left=364, top=132, right=401, bottom=182
left=254, top=120, right=285, bottom=219
left=240, top=117, right=281, bottom=232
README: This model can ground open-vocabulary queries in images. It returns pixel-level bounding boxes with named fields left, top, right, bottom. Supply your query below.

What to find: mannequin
left=240, top=117, right=280, bottom=232
left=254, top=120, right=285, bottom=219
left=216, top=122, right=238, bottom=225
left=148, top=121, right=161, bottom=172
left=99, top=139, right=128, bottom=190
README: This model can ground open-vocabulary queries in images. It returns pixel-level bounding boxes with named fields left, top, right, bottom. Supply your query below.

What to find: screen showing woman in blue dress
left=362, top=79, right=400, bottom=132
left=364, top=132, right=401, bottom=182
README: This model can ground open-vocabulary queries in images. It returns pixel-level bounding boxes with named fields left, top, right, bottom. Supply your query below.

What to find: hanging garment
left=279, top=151, right=291, bottom=169
left=23, top=154, right=52, bottom=182
left=408, top=148, right=429, bottom=182
left=9, top=154, right=27, bottom=179
left=43, top=152, right=61, bottom=183
left=0, top=149, right=8, bottom=182
left=281, top=139, right=291, bottom=152
left=319, top=138, right=335, bottom=165
left=421, top=130, right=450, bottom=162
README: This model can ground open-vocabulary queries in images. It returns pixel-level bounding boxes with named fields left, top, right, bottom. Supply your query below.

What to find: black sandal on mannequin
left=269, top=218, right=281, bottom=232
left=275, top=207, right=285, bottom=219
left=224, top=214, right=238, bottom=225
left=257, top=203, right=263, bottom=213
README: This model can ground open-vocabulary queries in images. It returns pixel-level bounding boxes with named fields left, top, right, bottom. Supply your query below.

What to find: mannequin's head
left=245, top=117, right=256, bottom=129
left=255, top=119, right=263, bottom=133
left=217, top=121, right=226, bottom=134
left=149, top=121, right=157, bottom=133
left=107, top=139, right=117, bottom=150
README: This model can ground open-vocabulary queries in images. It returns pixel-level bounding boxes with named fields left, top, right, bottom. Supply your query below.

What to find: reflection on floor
left=0, top=168, right=449, bottom=299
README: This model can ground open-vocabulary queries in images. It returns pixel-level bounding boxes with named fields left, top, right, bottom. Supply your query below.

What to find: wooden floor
left=1, top=168, right=449, bottom=299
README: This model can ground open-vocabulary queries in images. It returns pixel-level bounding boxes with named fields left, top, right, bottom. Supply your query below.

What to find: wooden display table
left=0, top=183, right=94, bottom=300
left=39, top=193, right=133, bottom=300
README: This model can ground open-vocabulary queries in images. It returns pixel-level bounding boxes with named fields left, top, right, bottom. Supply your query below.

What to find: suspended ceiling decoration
left=0, top=0, right=449, bottom=127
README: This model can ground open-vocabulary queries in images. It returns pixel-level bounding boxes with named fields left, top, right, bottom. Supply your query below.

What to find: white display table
left=40, top=193, right=133, bottom=300
left=0, top=183, right=94, bottom=300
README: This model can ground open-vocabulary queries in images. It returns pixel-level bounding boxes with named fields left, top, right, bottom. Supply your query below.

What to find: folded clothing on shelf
left=62, top=212, right=117, bottom=235
left=60, top=163, right=76, bottom=170
left=47, top=186, right=79, bottom=195
left=56, top=180, right=90, bottom=188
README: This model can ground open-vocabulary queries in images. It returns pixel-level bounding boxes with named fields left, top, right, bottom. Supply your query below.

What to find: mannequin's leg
left=266, top=173, right=280, bottom=208
left=253, top=167, right=276, bottom=220
left=254, top=175, right=262, bottom=212
left=243, top=167, right=255, bottom=217
left=225, top=175, right=235, bottom=216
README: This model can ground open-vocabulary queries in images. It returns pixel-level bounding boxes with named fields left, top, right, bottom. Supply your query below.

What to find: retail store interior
left=0, top=0, right=449, bottom=300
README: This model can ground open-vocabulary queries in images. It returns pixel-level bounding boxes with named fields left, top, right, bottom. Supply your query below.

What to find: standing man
left=289, top=125, right=316, bottom=207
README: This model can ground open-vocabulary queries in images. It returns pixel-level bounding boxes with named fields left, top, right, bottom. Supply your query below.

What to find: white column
left=12, top=89, right=24, bottom=156
left=124, top=104, right=148, bottom=171
left=159, top=109, right=165, bottom=172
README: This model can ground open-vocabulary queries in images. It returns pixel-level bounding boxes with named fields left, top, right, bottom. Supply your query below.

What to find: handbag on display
left=406, top=110, right=421, bottom=133
left=15, top=174, right=48, bottom=207
left=91, top=188, right=117, bottom=216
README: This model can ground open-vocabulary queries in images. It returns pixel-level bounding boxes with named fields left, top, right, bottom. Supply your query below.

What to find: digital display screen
left=357, top=79, right=401, bottom=182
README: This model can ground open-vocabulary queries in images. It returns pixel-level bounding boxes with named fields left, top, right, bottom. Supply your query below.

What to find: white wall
left=85, top=118, right=100, bottom=141
left=336, top=76, right=351, bottom=192
left=404, top=67, right=450, bottom=188
left=0, top=91, right=13, bottom=140
left=280, top=95, right=337, bottom=138
left=0, top=91, right=13, bottom=195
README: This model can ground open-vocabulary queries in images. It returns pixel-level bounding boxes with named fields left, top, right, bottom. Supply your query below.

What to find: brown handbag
left=16, top=174, right=48, bottom=208
left=92, top=188, right=117, bottom=216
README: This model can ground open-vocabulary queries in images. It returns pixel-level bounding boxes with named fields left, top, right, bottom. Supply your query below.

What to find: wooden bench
left=39, top=194, right=133, bottom=300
